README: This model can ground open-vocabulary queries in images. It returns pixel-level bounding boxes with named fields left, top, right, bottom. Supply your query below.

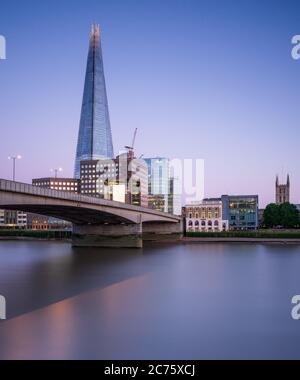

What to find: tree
left=279, top=203, right=300, bottom=228
left=263, top=203, right=280, bottom=228
left=263, top=202, right=300, bottom=228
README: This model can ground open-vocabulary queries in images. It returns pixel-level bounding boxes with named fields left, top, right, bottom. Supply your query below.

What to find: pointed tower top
left=74, top=24, right=114, bottom=178
left=90, top=24, right=100, bottom=37
left=276, top=175, right=279, bottom=186
left=287, top=174, right=290, bottom=186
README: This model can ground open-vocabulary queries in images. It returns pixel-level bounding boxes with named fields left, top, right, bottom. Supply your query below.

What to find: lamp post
left=51, top=167, right=63, bottom=178
left=8, top=155, right=22, bottom=181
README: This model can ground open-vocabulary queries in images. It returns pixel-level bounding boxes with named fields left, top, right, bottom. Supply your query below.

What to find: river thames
left=0, top=240, right=299, bottom=359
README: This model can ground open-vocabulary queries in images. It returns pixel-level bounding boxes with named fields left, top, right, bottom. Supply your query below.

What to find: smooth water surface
left=0, top=241, right=299, bottom=359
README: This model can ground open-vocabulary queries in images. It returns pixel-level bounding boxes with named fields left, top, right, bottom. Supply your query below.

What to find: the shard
left=74, top=24, right=114, bottom=178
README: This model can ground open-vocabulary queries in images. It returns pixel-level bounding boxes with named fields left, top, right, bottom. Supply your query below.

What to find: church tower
left=275, top=174, right=290, bottom=204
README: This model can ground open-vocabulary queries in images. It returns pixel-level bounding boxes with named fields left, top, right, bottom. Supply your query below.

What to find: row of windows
left=81, top=190, right=97, bottom=194
left=187, top=227, right=226, bottom=232
left=34, top=182, right=51, bottom=186
left=229, top=210, right=256, bottom=216
left=49, top=182, right=78, bottom=186
left=81, top=163, right=120, bottom=169
left=81, top=173, right=118, bottom=179
left=188, top=213, right=220, bottom=219
left=186, top=207, right=221, bottom=212
left=81, top=168, right=117, bottom=174
left=81, top=175, right=97, bottom=180
left=81, top=164, right=97, bottom=169
left=229, top=202, right=257, bottom=209
left=230, top=222, right=257, bottom=226
left=230, top=215, right=256, bottom=221
left=51, top=187, right=77, bottom=191
left=188, top=219, right=223, bottom=227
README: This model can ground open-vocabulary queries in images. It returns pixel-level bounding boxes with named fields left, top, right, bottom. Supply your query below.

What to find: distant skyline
left=1, top=0, right=300, bottom=207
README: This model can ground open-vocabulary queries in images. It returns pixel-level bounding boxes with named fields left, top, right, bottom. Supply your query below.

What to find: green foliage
left=186, top=231, right=300, bottom=238
left=263, top=203, right=280, bottom=228
left=280, top=203, right=300, bottom=228
left=263, top=203, right=300, bottom=228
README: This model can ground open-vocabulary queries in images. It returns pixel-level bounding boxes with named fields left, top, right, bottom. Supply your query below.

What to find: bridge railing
left=0, top=179, right=87, bottom=202
left=0, top=178, right=142, bottom=206
left=0, top=179, right=181, bottom=220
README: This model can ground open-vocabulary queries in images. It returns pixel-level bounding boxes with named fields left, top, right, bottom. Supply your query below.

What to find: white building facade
left=184, top=198, right=229, bottom=233
left=0, top=210, right=27, bottom=228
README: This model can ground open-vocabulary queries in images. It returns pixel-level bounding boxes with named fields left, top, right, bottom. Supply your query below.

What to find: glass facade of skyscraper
left=145, top=157, right=181, bottom=215
left=74, top=24, right=114, bottom=178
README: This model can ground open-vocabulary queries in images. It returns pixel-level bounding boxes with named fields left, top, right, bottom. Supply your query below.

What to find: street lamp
left=51, top=167, right=63, bottom=178
left=8, top=155, right=22, bottom=181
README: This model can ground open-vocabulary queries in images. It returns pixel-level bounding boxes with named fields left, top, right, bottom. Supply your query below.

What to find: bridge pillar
left=72, top=223, right=143, bottom=248
left=142, top=221, right=183, bottom=242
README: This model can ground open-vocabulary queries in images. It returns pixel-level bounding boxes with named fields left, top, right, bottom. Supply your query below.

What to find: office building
left=221, top=195, right=259, bottom=230
left=144, top=157, right=181, bottom=215
left=74, top=24, right=114, bottom=178
left=31, top=177, right=79, bottom=229
left=80, top=151, right=148, bottom=207
left=32, top=177, right=80, bottom=192
left=0, top=210, right=4, bottom=226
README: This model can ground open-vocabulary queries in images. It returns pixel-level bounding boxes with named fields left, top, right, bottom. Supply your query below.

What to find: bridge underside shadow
left=1, top=204, right=182, bottom=248
left=1, top=204, right=131, bottom=224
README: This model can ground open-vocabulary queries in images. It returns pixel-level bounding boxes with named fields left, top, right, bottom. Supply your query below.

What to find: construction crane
left=125, top=128, right=138, bottom=151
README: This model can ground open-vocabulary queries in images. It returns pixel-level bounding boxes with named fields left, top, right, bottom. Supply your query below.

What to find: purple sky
left=0, top=0, right=300, bottom=207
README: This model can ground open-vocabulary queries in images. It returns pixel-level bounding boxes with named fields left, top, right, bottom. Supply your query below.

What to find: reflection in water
left=0, top=241, right=300, bottom=359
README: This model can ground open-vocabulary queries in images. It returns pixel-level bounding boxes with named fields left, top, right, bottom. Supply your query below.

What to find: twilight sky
left=0, top=0, right=300, bottom=207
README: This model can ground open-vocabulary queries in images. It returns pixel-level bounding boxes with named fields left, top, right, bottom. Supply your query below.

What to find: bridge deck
left=0, top=179, right=181, bottom=222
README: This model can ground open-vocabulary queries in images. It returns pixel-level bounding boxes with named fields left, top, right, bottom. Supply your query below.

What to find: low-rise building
left=32, top=177, right=80, bottom=193
left=221, top=195, right=259, bottom=230
left=31, top=177, right=79, bottom=229
left=0, top=210, right=27, bottom=229
left=183, top=198, right=229, bottom=233
left=0, top=210, right=4, bottom=226
left=26, top=213, right=50, bottom=230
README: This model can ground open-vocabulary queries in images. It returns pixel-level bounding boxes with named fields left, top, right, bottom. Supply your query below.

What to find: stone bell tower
left=275, top=174, right=290, bottom=204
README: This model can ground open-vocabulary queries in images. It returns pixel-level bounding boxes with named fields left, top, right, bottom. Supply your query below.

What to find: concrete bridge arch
left=0, top=179, right=182, bottom=247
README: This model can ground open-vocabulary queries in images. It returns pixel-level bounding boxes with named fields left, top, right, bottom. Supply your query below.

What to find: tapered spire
left=74, top=24, right=114, bottom=178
